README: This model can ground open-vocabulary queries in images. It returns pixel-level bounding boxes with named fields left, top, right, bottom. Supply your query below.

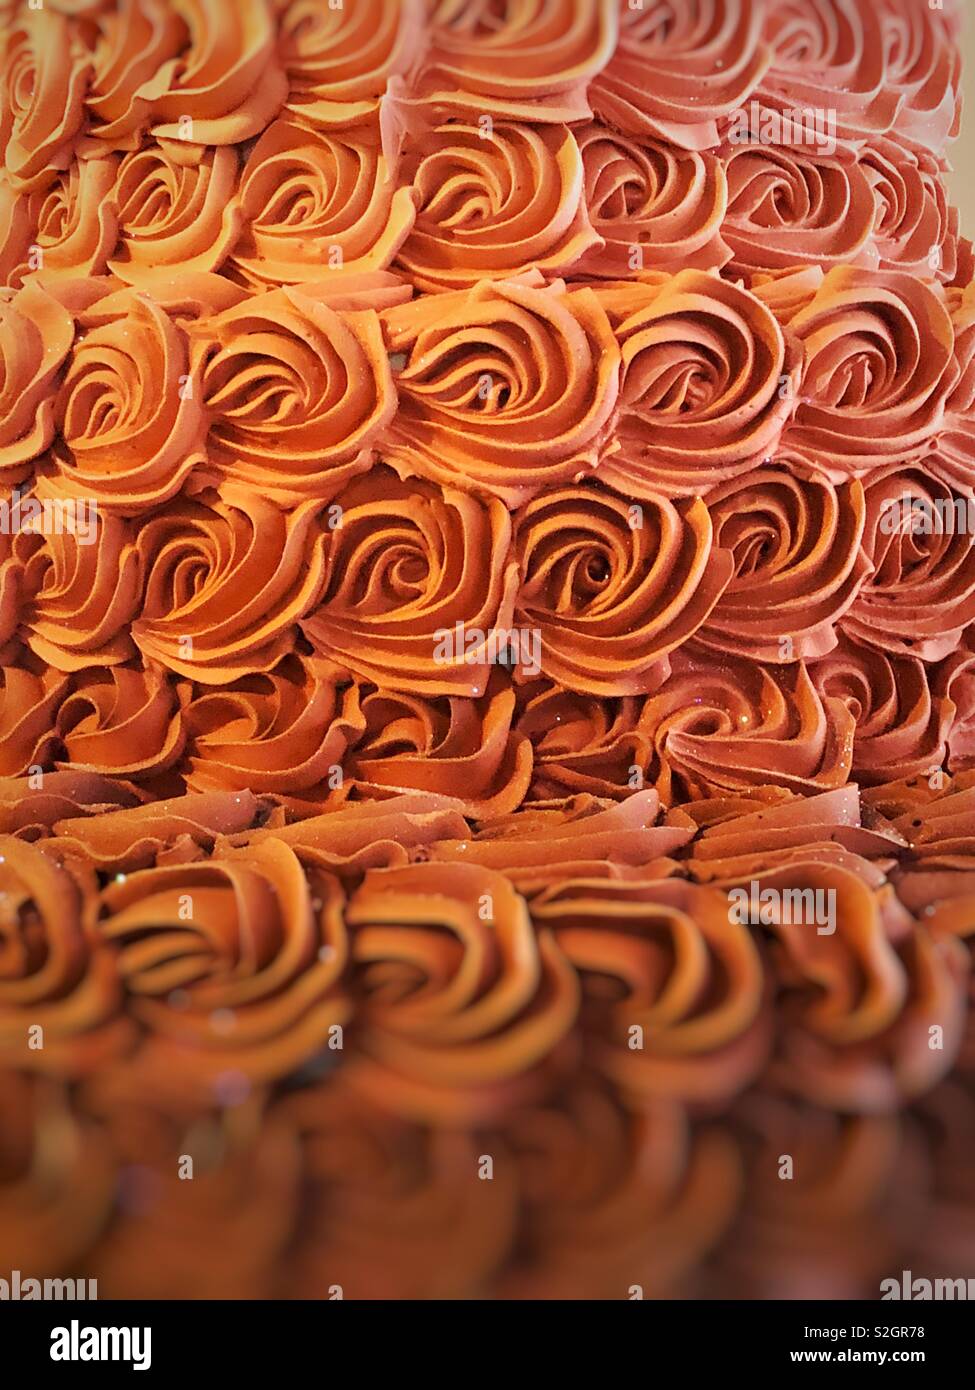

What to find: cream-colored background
left=951, top=9, right=975, bottom=236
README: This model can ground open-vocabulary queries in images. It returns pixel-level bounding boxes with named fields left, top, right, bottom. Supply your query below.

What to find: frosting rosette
left=130, top=483, right=328, bottom=683
left=515, top=679, right=648, bottom=803
left=721, top=143, right=877, bottom=275
left=0, top=657, right=68, bottom=775
left=601, top=270, right=800, bottom=497
left=0, top=8, right=91, bottom=192
left=54, top=661, right=189, bottom=780
left=9, top=155, right=119, bottom=284
left=638, top=649, right=853, bottom=803
left=862, top=137, right=962, bottom=284
left=15, top=482, right=140, bottom=672
left=512, top=480, right=732, bottom=696
left=839, top=461, right=975, bottom=662
left=935, top=638, right=975, bottom=772
left=345, top=671, right=532, bottom=818
left=228, top=118, right=416, bottom=289
left=79, top=0, right=186, bottom=153
left=880, top=0, right=961, bottom=154
left=411, top=0, right=617, bottom=124
left=811, top=634, right=953, bottom=785
left=342, top=861, right=580, bottom=1123
left=196, top=282, right=396, bottom=502
left=396, top=120, right=600, bottom=291
left=783, top=267, right=957, bottom=478
left=0, top=280, right=75, bottom=485
left=382, top=275, right=620, bottom=504
left=301, top=467, right=519, bottom=697
left=276, top=1079, right=516, bottom=1300
left=938, top=279, right=975, bottom=485
left=759, top=0, right=900, bottom=147
left=0, top=835, right=133, bottom=1076
left=591, top=0, right=769, bottom=150
left=50, top=287, right=206, bottom=511
left=530, top=877, right=768, bottom=1104
left=183, top=652, right=361, bottom=804
left=280, top=0, right=425, bottom=131
left=0, top=1075, right=117, bottom=1278
left=108, top=142, right=243, bottom=286
left=697, top=466, right=871, bottom=662
left=573, top=122, right=729, bottom=275
left=97, top=839, right=350, bottom=1091
left=142, top=0, right=287, bottom=160
left=498, top=1087, right=741, bottom=1300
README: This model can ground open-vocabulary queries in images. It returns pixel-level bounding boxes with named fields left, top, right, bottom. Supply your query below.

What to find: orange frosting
left=0, top=0, right=974, bottom=1301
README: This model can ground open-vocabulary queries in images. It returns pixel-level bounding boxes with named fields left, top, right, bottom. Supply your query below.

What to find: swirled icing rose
left=397, top=120, right=599, bottom=291
left=144, top=0, right=287, bottom=160
left=80, top=0, right=186, bottom=153
left=498, top=1086, right=740, bottom=1300
left=591, top=0, right=769, bottom=150
left=54, top=661, right=189, bottom=780
left=97, top=840, right=350, bottom=1091
left=722, top=143, right=877, bottom=275
left=131, top=483, right=328, bottom=683
left=108, top=143, right=243, bottom=286
left=196, top=283, right=396, bottom=502
left=280, top=0, right=426, bottom=130
left=601, top=270, right=800, bottom=497
left=880, top=0, right=961, bottom=155
left=0, top=657, right=67, bottom=776
left=345, top=670, right=532, bottom=818
left=935, top=637, right=975, bottom=772
left=15, top=482, right=139, bottom=671
left=0, top=281, right=75, bottom=486
left=184, top=653, right=362, bottom=804
left=411, top=0, right=618, bottom=124
left=639, top=649, right=853, bottom=803
left=277, top=1079, right=514, bottom=1300
left=228, top=118, right=415, bottom=289
left=0, top=835, right=133, bottom=1076
left=0, top=9, right=91, bottom=192
left=532, top=877, right=768, bottom=1105
left=10, top=156, right=119, bottom=284
left=382, top=275, right=620, bottom=504
left=301, top=467, right=519, bottom=697
left=811, top=634, right=952, bottom=785
left=573, top=123, right=729, bottom=275
left=840, top=462, right=975, bottom=662
left=697, top=466, right=871, bottom=661
left=714, top=1093, right=910, bottom=1298
left=513, top=480, right=732, bottom=696
left=783, top=268, right=957, bottom=477
left=861, top=137, right=961, bottom=283
left=0, top=1075, right=117, bottom=1275
left=760, top=0, right=900, bottom=147
left=515, top=678, right=648, bottom=802
left=937, top=279, right=975, bottom=486
left=0, top=175, right=33, bottom=286
left=51, top=288, right=206, bottom=511
left=772, top=915, right=967, bottom=1111
left=343, top=861, right=579, bottom=1123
